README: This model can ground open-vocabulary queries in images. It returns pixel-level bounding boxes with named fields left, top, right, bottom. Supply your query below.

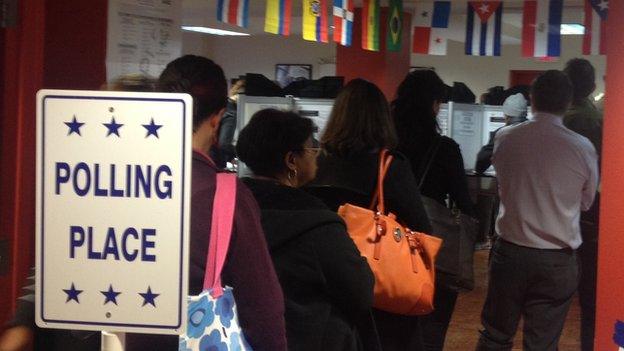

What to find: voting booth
left=35, top=90, right=193, bottom=338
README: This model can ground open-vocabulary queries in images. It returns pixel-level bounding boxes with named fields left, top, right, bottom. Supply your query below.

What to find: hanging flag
left=386, top=0, right=403, bottom=51
left=217, top=0, right=250, bottom=27
left=412, top=1, right=451, bottom=55
left=265, top=0, right=292, bottom=36
left=303, top=0, right=329, bottom=43
left=522, top=1, right=563, bottom=58
left=362, top=0, right=380, bottom=51
left=465, top=1, right=503, bottom=56
left=333, top=0, right=354, bottom=46
left=583, top=0, right=608, bottom=55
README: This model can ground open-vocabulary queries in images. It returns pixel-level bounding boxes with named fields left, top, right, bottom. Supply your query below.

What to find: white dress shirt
left=492, top=112, right=599, bottom=249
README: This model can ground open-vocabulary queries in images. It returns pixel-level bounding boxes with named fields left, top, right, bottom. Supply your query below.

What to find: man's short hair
left=563, top=58, right=596, bottom=102
left=158, top=55, right=228, bottom=128
left=531, top=70, right=573, bottom=115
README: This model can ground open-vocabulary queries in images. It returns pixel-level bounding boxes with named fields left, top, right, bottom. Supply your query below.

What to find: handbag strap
left=416, top=137, right=442, bottom=190
left=369, top=149, right=394, bottom=214
left=203, top=173, right=237, bottom=298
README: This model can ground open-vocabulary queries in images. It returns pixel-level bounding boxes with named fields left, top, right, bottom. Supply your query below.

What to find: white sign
left=35, top=90, right=192, bottom=335
left=106, top=0, right=182, bottom=82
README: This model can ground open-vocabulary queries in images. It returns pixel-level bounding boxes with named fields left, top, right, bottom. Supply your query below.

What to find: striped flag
left=413, top=1, right=451, bottom=55
left=583, top=0, right=608, bottom=55
left=465, top=1, right=503, bottom=56
left=522, top=0, right=563, bottom=58
left=265, top=0, right=292, bottom=36
left=362, top=0, right=380, bottom=51
left=333, top=0, right=354, bottom=46
left=303, top=0, right=329, bottom=43
left=387, top=0, right=403, bottom=51
left=217, top=0, right=249, bottom=28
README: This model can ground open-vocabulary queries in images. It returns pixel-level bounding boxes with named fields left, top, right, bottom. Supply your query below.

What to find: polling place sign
left=35, top=90, right=192, bottom=334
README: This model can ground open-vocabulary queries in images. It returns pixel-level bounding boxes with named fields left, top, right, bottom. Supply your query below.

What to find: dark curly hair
left=237, top=109, right=314, bottom=178
left=563, top=58, right=596, bottom=103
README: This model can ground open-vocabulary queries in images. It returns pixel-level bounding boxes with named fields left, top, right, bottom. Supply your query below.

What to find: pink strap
left=203, top=173, right=237, bottom=297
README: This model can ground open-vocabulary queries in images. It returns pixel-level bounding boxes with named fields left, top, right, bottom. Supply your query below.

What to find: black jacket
left=243, top=178, right=376, bottom=351
left=309, top=150, right=432, bottom=233
left=403, top=136, right=476, bottom=217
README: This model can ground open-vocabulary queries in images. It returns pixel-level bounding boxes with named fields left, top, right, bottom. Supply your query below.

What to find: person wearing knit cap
left=475, top=93, right=528, bottom=174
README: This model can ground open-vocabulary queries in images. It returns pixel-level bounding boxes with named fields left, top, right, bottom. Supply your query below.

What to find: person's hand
left=0, top=326, right=33, bottom=351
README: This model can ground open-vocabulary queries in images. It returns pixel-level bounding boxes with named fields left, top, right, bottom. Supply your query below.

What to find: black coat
left=243, top=178, right=377, bottom=351
left=310, top=150, right=432, bottom=233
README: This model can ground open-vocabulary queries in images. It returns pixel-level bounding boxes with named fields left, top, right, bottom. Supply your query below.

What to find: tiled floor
left=444, top=250, right=581, bottom=350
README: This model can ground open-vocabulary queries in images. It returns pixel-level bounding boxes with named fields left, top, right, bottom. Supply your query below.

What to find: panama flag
left=583, top=0, right=608, bottom=55
left=412, top=1, right=451, bottom=55
left=216, top=0, right=250, bottom=28
left=333, top=0, right=354, bottom=46
left=265, top=0, right=292, bottom=36
left=465, top=1, right=503, bottom=56
left=522, top=1, right=563, bottom=58
left=303, top=0, right=329, bottom=43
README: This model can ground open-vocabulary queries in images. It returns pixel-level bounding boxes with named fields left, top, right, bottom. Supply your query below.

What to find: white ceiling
left=182, top=0, right=587, bottom=43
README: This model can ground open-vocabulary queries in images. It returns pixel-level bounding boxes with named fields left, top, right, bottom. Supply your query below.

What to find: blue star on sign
left=101, top=284, right=122, bottom=305
left=139, top=286, right=160, bottom=307
left=63, top=283, right=83, bottom=303
left=64, top=115, right=85, bottom=136
left=103, top=117, right=124, bottom=137
left=142, top=118, right=163, bottom=138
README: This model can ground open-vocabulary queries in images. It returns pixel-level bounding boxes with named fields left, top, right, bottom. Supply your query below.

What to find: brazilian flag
left=387, top=0, right=403, bottom=51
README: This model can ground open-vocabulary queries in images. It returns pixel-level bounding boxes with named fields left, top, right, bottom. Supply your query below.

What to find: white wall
left=182, top=32, right=606, bottom=98
left=183, top=32, right=337, bottom=82
left=413, top=37, right=606, bottom=100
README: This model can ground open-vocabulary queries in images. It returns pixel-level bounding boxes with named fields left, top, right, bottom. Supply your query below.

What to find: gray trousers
left=476, top=239, right=579, bottom=351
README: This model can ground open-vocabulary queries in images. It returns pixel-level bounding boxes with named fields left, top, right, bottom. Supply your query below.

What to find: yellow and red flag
left=362, top=0, right=380, bottom=51
left=303, top=0, right=329, bottom=42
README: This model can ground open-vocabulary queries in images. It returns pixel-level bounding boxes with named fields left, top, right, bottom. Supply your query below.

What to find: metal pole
left=101, top=331, right=126, bottom=351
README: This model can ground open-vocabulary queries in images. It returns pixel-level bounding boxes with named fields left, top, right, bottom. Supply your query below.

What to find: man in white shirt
left=476, top=70, right=599, bottom=351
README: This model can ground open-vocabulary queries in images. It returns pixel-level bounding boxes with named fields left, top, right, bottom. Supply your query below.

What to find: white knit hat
left=502, top=93, right=528, bottom=118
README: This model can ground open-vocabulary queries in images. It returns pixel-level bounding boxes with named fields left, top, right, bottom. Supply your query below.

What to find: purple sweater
left=125, top=152, right=287, bottom=350
left=189, top=152, right=287, bottom=350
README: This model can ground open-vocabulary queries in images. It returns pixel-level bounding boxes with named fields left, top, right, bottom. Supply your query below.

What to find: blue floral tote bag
left=179, top=173, right=252, bottom=351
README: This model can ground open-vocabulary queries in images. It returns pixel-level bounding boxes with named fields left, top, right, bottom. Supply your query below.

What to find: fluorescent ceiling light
left=182, top=26, right=250, bottom=36
left=561, top=24, right=585, bottom=35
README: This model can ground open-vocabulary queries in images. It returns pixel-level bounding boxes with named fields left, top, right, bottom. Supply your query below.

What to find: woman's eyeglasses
left=303, top=147, right=322, bottom=156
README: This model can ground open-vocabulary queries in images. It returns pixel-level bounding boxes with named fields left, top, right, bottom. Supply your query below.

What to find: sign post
left=35, top=90, right=193, bottom=342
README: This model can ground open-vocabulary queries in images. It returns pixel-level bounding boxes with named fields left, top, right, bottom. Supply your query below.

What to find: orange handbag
left=337, top=149, right=443, bottom=315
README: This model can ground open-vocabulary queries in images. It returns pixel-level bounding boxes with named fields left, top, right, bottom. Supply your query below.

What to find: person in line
left=236, top=109, right=376, bottom=351
left=475, top=93, right=529, bottom=174
left=310, top=78, right=431, bottom=351
left=476, top=70, right=599, bottom=351
left=391, top=70, right=477, bottom=351
left=212, top=78, right=245, bottom=168
left=563, top=58, right=603, bottom=351
left=126, top=55, right=287, bottom=350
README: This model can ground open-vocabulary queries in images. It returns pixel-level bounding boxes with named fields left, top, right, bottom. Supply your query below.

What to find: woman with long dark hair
left=392, top=70, right=476, bottom=351
left=311, top=78, right=431, bottom=351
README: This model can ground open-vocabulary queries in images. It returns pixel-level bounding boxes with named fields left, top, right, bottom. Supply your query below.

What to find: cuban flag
left=465, top=1, right=503, bottom=56
left=217, top=0, right=250, bottom=28
left=333, top=0, right=354, bottom=46
left=522, top=1, right=563, bottom=58
left=412, top=1, right=451, bottom=55
left=583, top=0, right=608, bottom=55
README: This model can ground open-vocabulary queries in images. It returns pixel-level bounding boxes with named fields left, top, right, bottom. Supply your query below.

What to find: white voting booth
left=36, top=90, right=193, bottom=350
left=237, top=96, right=508, bottom=172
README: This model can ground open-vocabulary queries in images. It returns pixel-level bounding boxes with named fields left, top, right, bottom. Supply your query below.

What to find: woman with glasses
left=237, top=108, right=376, bottom=351
left=310, top=79, right=432, bottom=351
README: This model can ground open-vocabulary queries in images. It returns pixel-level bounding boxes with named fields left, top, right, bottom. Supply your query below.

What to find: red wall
left=0, top=0, right=107, bottom=326
left=336, top=9, right=411, bottom=101
left=596, top=0, right=624, bottom=349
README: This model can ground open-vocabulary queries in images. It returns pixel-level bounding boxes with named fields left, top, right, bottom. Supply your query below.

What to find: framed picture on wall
left=410, top=66, right=436, bottom=72
left=275, top=64, right=312, bottom=87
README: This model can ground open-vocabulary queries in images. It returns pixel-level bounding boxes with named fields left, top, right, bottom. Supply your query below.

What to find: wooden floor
left=444, top=250, right=582, bottom=350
